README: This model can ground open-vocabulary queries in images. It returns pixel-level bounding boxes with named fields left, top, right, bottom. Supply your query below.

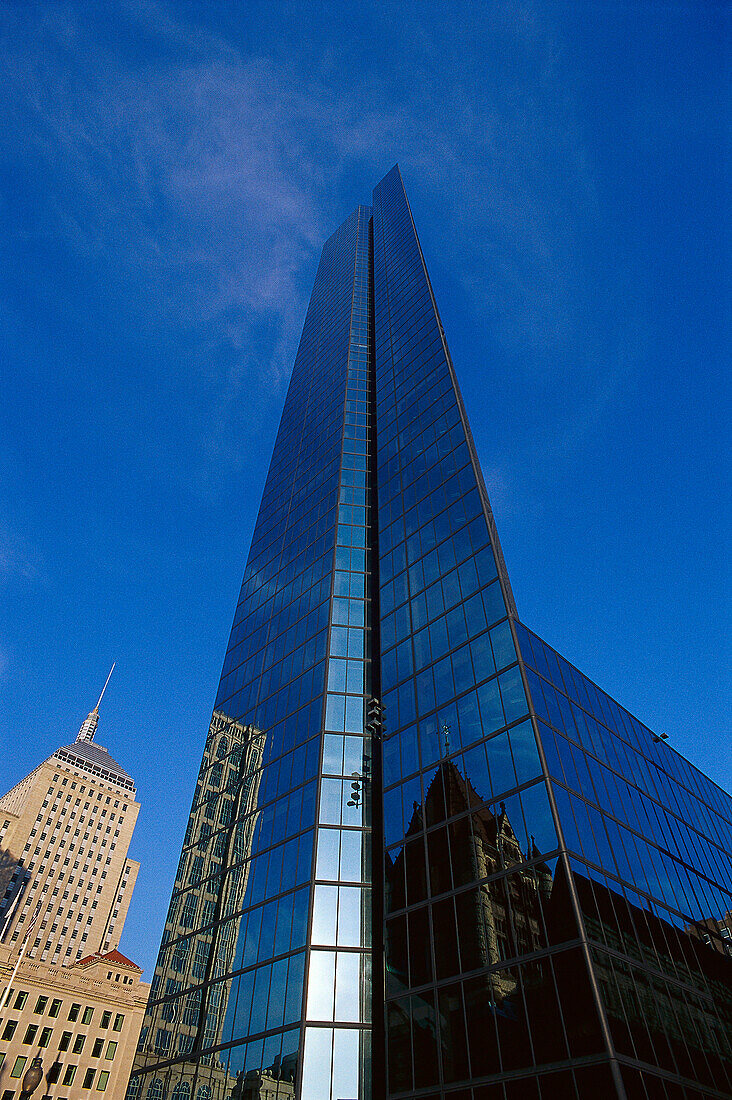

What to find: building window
left=1, top=1021, right=17, bottom=1041
left=68, top=1003, right=81, bottom=1022
left=2, top=1089, right=15, bottom=1100
left=92, top=1038, right=104, bottom=1058
left=39, top=1027, right=53, bottom=1047
left=49, top=998, right=62, bottom=1018
left=59, top=1032, right=72, bottom=1051
left=82, top=1006, right=94, bottom=1025
left=96, top=1071, right=110, bottom=1092
left=73, top=1034, right=85, bottom=1054
left=22, top=1025, right=38, bottom=1044
left=100, top=1012, right=111, bottom=1029
left=83, top=1068, right=96, bottom=1089
left=125, top=1076, right=142, bottom=1100
left=62, top=1064, right=77, bottom=1086
left=34, top=996, right=48, bottom=1014
left=10, top=1056, right=27, bottom=1078
left=105, top=1041, right=117, bottom=1061
left=12, top=992, right=27, bottom=1010
left=154, top=1029, right=170, bottom=1054
left=112, top=1014, right=124, bottom=1032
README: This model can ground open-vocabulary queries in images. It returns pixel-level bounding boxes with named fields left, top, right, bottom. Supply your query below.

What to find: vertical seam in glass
left=298, top=216, right=360, bottom=1095
left=367, top=211, right=385, bottom=1100
left=372, top=177, right=451, bottom=1090
left=299, top=207, right=373, bottom=1100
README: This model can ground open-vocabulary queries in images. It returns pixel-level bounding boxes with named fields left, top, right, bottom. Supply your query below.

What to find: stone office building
left=0, top=677, right=150, bottom=1096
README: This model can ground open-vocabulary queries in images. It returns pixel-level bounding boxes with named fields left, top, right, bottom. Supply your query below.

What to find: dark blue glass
left=130, top=172, right=731, bottom=1100
left=516, top=621, right=732, bottom=1093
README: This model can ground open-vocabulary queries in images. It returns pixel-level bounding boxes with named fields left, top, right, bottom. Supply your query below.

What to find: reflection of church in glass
left=387, top=757, right=553, bottom=983
left=386, top=749, right=732, bottom=1092
left=131, top=712, right=274, bottom=1100
left=385, top=754, right=566, bottom=1092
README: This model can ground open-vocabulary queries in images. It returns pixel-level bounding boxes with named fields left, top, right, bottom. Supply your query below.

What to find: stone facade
left=0, top=946, right=148, bottom=1098
left=0, top=687, right=150, bottom=1098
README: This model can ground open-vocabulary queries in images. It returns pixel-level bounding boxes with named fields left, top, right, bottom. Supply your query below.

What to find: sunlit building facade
left=0, top=680, right=150, bottom=1096
left=129, top=167, right=731, bottom=1100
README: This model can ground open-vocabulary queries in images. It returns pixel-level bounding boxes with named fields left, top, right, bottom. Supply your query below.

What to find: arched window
left=146, top=1080, right=166, bottom=1100
left=216, top=736, right=229, bottom=759
left=171, top=1082, right=191, bottom=1100
left=125, top=1077, right=142, bottom=1100
left=195, top=1087, right=212, bottom=1100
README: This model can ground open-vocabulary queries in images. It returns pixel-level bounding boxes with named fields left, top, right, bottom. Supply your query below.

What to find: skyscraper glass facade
left=130, top=168, right=731, bottom=1100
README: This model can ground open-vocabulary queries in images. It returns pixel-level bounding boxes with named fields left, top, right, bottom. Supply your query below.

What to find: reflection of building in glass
left=687, top=910, right=732, bottom=957
left=130, top=166, right=731, bottom=1099
left=572, top=869, right=732, bottom=1090
left=387, top=759, right=553, bottom=983
left=230, top=1057, right=296, bottom=1099
left=131, top=713, right=266, bottom=1099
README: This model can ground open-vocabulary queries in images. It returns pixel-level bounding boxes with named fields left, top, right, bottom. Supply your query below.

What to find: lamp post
left=20, top=1057, right=44, bottom=1099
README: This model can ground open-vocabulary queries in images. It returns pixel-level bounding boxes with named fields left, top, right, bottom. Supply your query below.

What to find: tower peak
left=76, top=663, right=115, bottom=744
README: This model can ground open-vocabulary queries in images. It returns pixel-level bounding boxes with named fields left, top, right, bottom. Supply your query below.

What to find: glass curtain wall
left=130, top=166, right=731, bottom=1100
left=372, top=169, right=607, bottom=1099
left=131, top=206, right=375, bottom=1100
left=518, top=622, right=732, bottom=1099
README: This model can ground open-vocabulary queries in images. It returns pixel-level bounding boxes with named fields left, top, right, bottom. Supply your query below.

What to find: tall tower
left=0, top=668, right=140, bottom=965
left=130, top=169, right=731, bottom=1100
left=0, top=672, right=150, bottom=1097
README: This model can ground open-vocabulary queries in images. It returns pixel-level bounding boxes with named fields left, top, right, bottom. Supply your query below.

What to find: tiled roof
left=76, top=948, right=141, bottom=971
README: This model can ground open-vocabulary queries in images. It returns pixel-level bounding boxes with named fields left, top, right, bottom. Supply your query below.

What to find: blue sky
left=1, top=0, right=729, bottom=976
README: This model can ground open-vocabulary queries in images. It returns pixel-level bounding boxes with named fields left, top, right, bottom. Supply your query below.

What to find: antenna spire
left=95, top=662, right=115, bottom=712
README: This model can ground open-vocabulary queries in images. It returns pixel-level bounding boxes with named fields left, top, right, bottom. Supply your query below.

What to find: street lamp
left=20, top=1057, right=44, bottom=1099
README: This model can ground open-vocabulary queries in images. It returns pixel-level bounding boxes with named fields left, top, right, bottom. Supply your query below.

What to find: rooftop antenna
left=95, top=662, right=116, bottom=711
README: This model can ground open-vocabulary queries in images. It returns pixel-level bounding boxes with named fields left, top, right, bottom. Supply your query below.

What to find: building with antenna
left=0, top=671, right=149, bottom=1096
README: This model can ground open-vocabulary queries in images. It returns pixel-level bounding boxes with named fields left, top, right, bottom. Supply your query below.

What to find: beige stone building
left=0, top=675, right=150, bottom=1097
left=0, top=946, right=147, bottom=1098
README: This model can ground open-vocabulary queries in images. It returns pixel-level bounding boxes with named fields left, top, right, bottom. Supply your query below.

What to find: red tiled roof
left=76, top=948, right=141, bottom=971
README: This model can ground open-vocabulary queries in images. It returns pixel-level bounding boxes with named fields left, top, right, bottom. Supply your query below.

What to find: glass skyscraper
left=129, top=168, right=731, bottom=1100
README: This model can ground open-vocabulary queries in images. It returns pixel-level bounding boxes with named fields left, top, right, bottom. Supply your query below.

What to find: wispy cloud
left=0, top=522, right=44, bottom=588
left=0, top=0, right=628, bottom=474
left=2, top=6, right=331, bottom=400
